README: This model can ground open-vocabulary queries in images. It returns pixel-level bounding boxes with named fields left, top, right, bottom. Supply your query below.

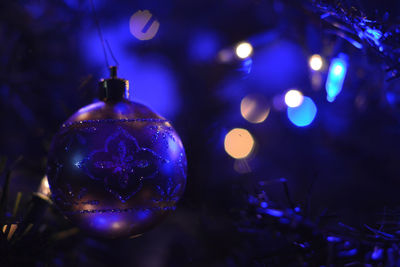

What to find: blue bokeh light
left=325, top=54, right=348, bottom=102
left=188, top=30, right=220, bottom=62
left=248, top=40, right=308, bottom=94
left=287, top=96, right=317, bottom=127
left=386, top=90, right=400, bottom=108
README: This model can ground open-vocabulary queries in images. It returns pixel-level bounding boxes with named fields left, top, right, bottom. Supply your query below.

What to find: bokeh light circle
left=235, top=42, right=253, bottom=59
left=224, top=128, right=255, bottom=159
left=284, top=89, right=304, bottom=108
left=287, top=96, right=317, bottom=127
left=240, top=94, right=270, bottom=123
left=309, top=54, right=323, bottom=71
left=129, top=10, right=160, bottom=41
left=333, top=65, right=343, bottom=76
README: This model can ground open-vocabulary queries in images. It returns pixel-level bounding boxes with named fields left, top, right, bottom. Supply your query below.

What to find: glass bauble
left=47, top=69, right=187, bottom=238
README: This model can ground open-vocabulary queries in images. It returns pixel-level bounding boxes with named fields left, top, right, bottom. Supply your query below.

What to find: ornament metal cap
left=98, top=66, right=129, bottom=102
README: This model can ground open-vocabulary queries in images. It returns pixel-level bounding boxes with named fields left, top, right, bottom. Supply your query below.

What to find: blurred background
left=2, top=0, right=400, bottom=266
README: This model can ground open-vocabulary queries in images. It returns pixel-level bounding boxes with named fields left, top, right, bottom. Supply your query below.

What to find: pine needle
left=12, top=192, right=22, bottom=217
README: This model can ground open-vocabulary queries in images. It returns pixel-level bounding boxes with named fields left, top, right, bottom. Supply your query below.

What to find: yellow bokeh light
left=240, top=94, right=270, bottom=123
left=309, top=54, right=323, bottom=71
left=235, top=42, right=253, bottom=59
left=284, top=89, right=304, bottom=108
left=224, top=128, right=254, bottom=159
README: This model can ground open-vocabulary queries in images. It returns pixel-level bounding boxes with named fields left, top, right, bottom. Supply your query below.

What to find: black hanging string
left=106, top=40, right=119, bottom=67
left=89, top=0, right=110, bottom=69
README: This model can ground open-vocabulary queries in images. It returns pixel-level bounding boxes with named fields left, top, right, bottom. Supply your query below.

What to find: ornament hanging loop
left=110, top=66, right=117, bottom=79
left=98, top=66, right=129, bottom=102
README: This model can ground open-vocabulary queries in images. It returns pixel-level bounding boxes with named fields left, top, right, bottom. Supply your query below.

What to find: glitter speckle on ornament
left=46, top=67, right=187, bottom=239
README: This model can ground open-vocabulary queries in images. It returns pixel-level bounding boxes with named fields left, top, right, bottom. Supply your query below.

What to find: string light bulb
left=309, top=54, right=323, bottom=71
left=235, top=42, right=253, bottom=59
left=284, top=89, right=304, bottom=108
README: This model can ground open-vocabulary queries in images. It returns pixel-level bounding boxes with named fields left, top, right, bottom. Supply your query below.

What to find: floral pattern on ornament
left=81, top=127, right=166, bottom=202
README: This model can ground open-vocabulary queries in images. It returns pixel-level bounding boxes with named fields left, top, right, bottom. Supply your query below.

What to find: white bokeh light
left=309, top=54, right=323, bottom=71
left=284, top=89, right=304, bottom=108
left=235, top=42, right=253, bottom=59
left=240, top=94, right=270, bottom=124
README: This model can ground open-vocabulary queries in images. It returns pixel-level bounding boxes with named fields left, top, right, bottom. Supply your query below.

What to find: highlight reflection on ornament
left=37, top=175, right=51, bottom=199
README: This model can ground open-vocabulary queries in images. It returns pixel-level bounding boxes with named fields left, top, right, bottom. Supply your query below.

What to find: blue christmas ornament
left=46, top=67, right=187, bottom=238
